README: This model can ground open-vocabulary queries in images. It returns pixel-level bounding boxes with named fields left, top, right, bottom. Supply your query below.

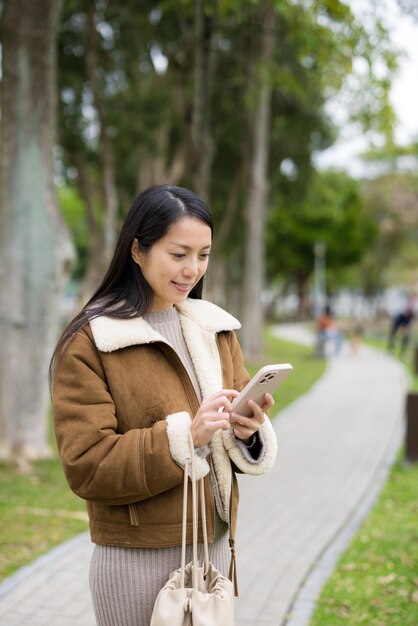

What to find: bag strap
left=180, top=432, right=210, bottom=590
left=180, top=449, right=189, bottom=588
left=199, top=477, right=210, bottom=565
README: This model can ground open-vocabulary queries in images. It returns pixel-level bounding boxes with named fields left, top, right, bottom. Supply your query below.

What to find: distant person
left=349, top=323, right=364, bottom=355
left=317, top=305, right=344, bottom=356
left=388, top=308, right=414, bottom=356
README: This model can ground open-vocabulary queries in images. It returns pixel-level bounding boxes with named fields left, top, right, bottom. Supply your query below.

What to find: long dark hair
left=50, top=184, right=213, bottom=381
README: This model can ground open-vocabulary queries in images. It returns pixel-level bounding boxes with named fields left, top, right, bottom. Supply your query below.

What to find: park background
left=1, top=1, right=418, bottom=624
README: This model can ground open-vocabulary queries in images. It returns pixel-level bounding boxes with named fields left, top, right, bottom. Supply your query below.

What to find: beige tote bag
left=150, top=432, right=235, bottom=626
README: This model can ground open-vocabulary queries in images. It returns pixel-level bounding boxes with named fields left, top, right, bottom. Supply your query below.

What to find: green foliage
left=58, top=0, right=175, bottom=191
left=266, top=170, right=376, bottom=290
left=356, top=172, right=418, bottom=294
left=245, top=326, right=327, bottom=413
left=55, top=0, right=400, bottom=300
left=310, top=455, right=418, bottom=625
left=364, top=140, right=418, bottom=163
left=58, top=185, right=88, bottom=279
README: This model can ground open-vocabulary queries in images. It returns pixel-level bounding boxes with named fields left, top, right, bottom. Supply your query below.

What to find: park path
left=0, top=326, right=409, bottom=626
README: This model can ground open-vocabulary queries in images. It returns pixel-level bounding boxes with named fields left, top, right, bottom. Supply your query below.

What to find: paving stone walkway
left=0, top=325, right=409, bottom=625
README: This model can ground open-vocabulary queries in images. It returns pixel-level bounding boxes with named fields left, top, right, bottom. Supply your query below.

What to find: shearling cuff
left=222, top=416, right=277, bottom=475
left=166, top=412, right=210, bottom=480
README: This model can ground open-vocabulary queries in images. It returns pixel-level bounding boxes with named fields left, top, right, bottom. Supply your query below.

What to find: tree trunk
left=85, top=2, right=118, bottom=265
left=296, top=272, right=311, bottom=319
left=240, top=3, right=276, bottom=360
left=190, top=0, right=217, bottom=201
left=0, top=0, right=74, bottom=465
left=137, top=123, right=187, bottom=191
left=205, top=170, right=240, bottom=305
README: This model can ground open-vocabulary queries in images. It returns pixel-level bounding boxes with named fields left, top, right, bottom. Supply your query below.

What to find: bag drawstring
left=228, top=537, right=239, bottom=597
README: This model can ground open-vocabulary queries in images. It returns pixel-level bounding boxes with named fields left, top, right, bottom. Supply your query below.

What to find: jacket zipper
left=155, top=342, right=201, bottom=417
left=209, top=455, right=223, bottom=524
left=127, top=340, right=208, bottom=529
left=207, top=457, right=217, bottom=537
left=131, top=339, right=227, bottom=536
left=157, top=341, right=222, bottom=541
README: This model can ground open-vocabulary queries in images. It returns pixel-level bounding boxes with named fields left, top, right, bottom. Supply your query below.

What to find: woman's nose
left=182, top=258, right=199, bottom=276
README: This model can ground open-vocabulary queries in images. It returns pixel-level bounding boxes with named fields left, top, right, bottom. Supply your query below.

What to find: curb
left=283, top=350, right=408, bottom=626
left=0, top=531, right=90, bottom=599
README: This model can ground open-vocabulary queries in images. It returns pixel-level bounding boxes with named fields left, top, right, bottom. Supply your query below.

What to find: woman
left=51, top=184, right=277, bottom=626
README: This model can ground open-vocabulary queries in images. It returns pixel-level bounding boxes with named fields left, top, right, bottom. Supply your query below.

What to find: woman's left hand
left=229, top=392, right=275, bottom=443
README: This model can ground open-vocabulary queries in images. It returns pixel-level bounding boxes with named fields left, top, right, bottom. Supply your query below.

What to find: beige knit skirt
left=89, top=516, right=230, bottom=626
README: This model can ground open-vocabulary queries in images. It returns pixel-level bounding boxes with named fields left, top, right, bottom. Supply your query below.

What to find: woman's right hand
left=190, top=389, right=239, bottom=447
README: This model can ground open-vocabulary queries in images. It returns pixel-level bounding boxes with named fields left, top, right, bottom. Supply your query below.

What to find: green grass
left=310, top=457, right=418, bottom=625
left=364, top=332, right=418, bottom=392
left=0, top=327, right=325, bottom=582
left=0, top=458, right=88, bottom=580
left=310, top=333, right=418, bottom=626
left=248, top=326, right=327, bottom=414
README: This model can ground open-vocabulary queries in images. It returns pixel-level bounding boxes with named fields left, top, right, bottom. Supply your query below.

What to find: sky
left=390, top=11, right=418, bottom=144
left=315, top=0, right=418, bottom=177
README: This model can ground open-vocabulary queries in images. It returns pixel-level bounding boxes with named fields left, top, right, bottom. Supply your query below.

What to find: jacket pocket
left=142, top=405, right=165, bottom=426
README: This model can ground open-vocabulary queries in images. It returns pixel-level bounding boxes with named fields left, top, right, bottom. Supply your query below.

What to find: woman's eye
left=171, top=252, right=210, bottom=259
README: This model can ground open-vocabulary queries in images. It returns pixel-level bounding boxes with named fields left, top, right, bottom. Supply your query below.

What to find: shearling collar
left=89, top=298, right=240, bottom=353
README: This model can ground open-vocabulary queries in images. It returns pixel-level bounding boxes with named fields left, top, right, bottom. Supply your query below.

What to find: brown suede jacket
left=52, top=299, right=278, bottom=549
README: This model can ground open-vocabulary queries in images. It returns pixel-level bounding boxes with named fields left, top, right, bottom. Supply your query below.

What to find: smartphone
left=231, top=363, right=293, bottom=417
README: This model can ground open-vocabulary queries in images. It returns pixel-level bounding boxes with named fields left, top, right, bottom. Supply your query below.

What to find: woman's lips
left=172, top=281, right=193, bottom=293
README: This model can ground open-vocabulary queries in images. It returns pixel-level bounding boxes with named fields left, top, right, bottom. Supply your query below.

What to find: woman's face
left=131, top=216, right=212, bottom=311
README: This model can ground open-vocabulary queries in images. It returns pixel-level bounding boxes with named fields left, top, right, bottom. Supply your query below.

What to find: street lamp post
left=314, top=241, right=326, bottom=318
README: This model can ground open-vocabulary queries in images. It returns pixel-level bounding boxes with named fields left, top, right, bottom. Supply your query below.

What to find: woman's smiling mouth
left=171, top=281, right=193, bottom=292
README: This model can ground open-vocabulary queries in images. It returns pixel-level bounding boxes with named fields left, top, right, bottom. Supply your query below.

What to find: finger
left=233, top=425, right=257, bottom=440
left=213, top=395, right=235, bottom=412
left=259, top=393, right=274, bottom=412
left=210, top=418, right=231, bottom=431
left=203, top=410, right=231, bottom=423
left=246, top=399, right=265, bottom=419
left=230, top=413, right=260, bottom=430
left=212, top=389, right=239, bottom=400
left=264, top=393, right=275, bottom=407
left=215, top=411, right=231, bottom=422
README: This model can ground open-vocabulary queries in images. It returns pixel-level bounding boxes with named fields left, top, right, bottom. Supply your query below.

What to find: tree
left=55, top=0, right=399, bottom=332
left=260, top=0, right=398, bottom=317
left=190, top=0, right=218, bottom=201
left=0, top=0, right=74, bottom=465
left=357, top=172, right=418, bottom=295
left=58, top=0, right=122, bottom=302
left=241, top=2, right=276, bottom=360
left=57, top=0, right=193, bottom=301
left=266, top=170, right=377, bottom=315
